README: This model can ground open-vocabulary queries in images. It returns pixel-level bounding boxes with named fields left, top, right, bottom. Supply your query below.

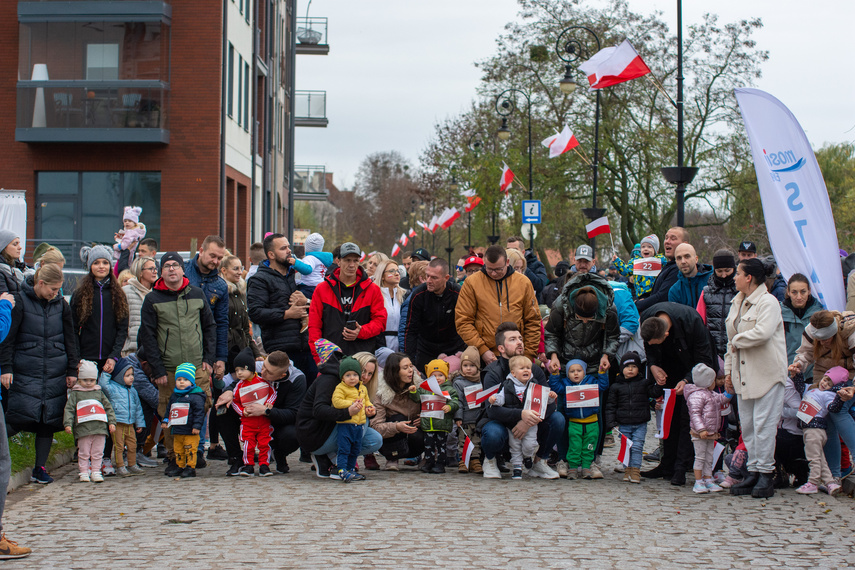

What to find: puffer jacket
left=684, top=384, right=731, bottom=434
left=0, top=279, right=79, bottom=429
left=409, top=377, right=459, bottom=432
left=370, top=375, right=422, bottom=439
left=70, top=277, right=128, bottom=362
left=0, top=258, right=29, bottom=295
left=122, top=278, right=150, bottom=356
left=697, top=273, right=737, bottom=357
left=98, top=370, right=146, bottom=427
left=184, top=255, right=229, bottom=362
left=613, top=254, right=668, bottom=299
left=780, top=296, right=821, bottom=377
left=544, top=272, right=620, bottom=374
left=247, top=260, right=306, bottom=355
left=604, top=373, right=661, bottom=428
left=668, top=264, right=713, bottom=308
left=793, top=310, right=855, bottom=383
left=608, top=281, right=644, bottom=361
left=225, top=279, right=262, bottom=371
left=549, top=371, right=608, bottom=421
left=455, top=266, right=540, bottom=360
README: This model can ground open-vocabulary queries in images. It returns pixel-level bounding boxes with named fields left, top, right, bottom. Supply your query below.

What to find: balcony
left=293, top=165, right=328, bottom=201
left=295, top=90, right=328, bottom=128
left=295, top=17, right=329, bottom=55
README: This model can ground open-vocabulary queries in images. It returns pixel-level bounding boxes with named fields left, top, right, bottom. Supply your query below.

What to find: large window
left=244, top=61, right=250, bottom=131
left=237, top=55, right=243, bottom=127
left=227, top=43, right=234, bottom=117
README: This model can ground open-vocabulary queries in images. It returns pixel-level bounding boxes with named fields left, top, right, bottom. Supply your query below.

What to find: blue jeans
left=481, top=412, right=565, bottom=460
left=335, top=423, right=363, bottom=472
left=312, top=423, right=382, bottom=458
left=619, top=423, right=647, bottom=469
left=823, top=398, right=855, bottom=477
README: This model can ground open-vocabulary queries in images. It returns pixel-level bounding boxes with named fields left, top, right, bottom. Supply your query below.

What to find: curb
left=7, top=449, right=75, bottom=493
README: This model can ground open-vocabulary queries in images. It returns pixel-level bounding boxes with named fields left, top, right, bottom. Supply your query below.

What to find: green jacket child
left=409, top=359, right=460, bottom=433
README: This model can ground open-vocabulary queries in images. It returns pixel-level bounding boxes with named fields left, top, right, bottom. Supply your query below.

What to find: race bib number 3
left=524, top=384, right=549, bottom=419
left=169, top=402, right=190, bottom=426
left=76, top=399, right=107, bottom=423
left=420, top=395, right=446, bottom=419
left=565, top=385, right=599, bottom=408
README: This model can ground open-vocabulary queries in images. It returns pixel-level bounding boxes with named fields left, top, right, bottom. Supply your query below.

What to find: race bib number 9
left=565, top=385, right=599, bottom=408
left=169, top=402, right=190, bottom=426
left=76, top=399, right=107, bottom=423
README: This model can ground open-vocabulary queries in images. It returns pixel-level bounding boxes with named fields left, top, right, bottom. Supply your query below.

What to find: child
left=490, top=355, right=557, bottom=480
left=410, top=359, right=460, bottom=474
left=113, top=206, right=146, bottom=259
left=684, top=363, right=734, bottom=494
left=162, top=363, right=207, bottom=478
left=452, top=346, right=484, bottom=474
left=794, top=366, right=848, bottom=495
left=298, top=232, right=333, bottom=299
left=549, top=359, right=608, bottom=480
left=230, top=347, right=277, bottom=477
left=611, top=234, right=667, bottom=300
left=64, top=360, right=117, bottom=483
left=331, top=356, right=375, bottom=482
left=604, top=352, right=661, bottom=483
left=98, top=358, right=147, bottom=477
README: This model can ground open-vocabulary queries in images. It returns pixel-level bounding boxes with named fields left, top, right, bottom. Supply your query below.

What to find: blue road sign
left=522, top=200, right=541, bottom=224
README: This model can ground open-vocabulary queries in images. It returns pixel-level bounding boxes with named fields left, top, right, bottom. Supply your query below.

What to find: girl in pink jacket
left=684, top=363, right=734, bottom=494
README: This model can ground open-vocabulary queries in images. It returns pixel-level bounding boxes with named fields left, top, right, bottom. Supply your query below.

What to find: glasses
left=162, top=263, right=182, bottom=271
left=484, top=265, right=505, bottom=274
left=385, top=269, right=399, bottom=275
left=455, top=266, right=464, bottom=271
left=143, top=266, right=157, bottom=272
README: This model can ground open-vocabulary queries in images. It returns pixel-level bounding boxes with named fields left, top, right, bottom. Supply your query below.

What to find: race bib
left=524, top=384, right=550, bottom=419
left=633, top=257, right=662, bottom=277
left=565, top=385, right=599, bottom=408
left=720, top=399, right=732, bottom=417
left=76, top=399, right=107, bottom=423
left=797, top=396, right=821, bottom=424
left=169, top=402, right=190, bottom=426
left=239, top=382, right=271, bottom=407
left=464, top=384, right=484, bottom=409
left=420, top=394, right=446, bottom=419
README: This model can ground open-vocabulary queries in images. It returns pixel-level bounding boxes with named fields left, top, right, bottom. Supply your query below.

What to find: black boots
left=430, top=455, right=446, bottom=474
left=730, top=471, right=760, bottom=495
left=751, top=472, right=776, bottom=498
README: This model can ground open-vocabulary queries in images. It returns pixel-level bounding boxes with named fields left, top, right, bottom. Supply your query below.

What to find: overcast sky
left=295, top=0, right=855, bottom=190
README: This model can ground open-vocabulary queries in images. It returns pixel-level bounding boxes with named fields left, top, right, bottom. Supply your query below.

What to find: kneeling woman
left=371, top=353, right=424, bottom=471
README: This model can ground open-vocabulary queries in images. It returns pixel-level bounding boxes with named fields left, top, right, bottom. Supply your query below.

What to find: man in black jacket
left=638, top=302, right=716, bottom=486
left=507, top=236, right=547, bottom=301
left=635, top=227, right=689, bottom=312
left=403, top=259, right=465, bottom=370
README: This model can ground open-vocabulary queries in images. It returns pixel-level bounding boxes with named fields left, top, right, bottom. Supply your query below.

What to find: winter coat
left=612, top=254, right=668, bottom=299
left=163, top=388, right=206, bottom=435
left=684, top=384, right=730, bottom=434
left=604, top=374, right=661, bottom=428
left=544, top=272, right=620, bottom=374
left=636, top=259, right=680, bottom=313
left=397, top=288, right=414, bottom=353
left=125, top=353, right=158, bottom=410
left=793, top=311, right=855, bottom=383
left=298, top=358, right=363, bottom=452
left=549, top=372, right=608, bottom=421
left=668, top=264, right=713, bottom=308
left=225, top=279, right=262, bottom=371
left=780, top=296, right=821, bottom=374
left=98, top=372, right=146, bottom=427
left=0, top=280, right=79, bottom=429
left=380, top=287, right=402, bottom=352
left=768, top=276, right=786, bottom=303
left=0, top=298, right=11, bottom=383
left=452, top=372, right=486, bottom=425
left=63, top=387, right=116, bottom=438
left=483, top=357, right=550, bottom=429
left=403, top=282, right=465, bottom=368
left=308, top=267, right=387, bottom=362
left=247, top=260, right=306, bottom=355
left=608, top=281, right=644, bottom=361
left=267, top=363, right=307, bottom=427
left=184, top=254, right=229, bottom=361
left=697, top=273, right=737, bottom=357
left=370, top=375, right=422, bottom=439
left=641, top=302, right=716, bottom=388
left=525, top=250, right=548, bottom=300
left=0, top=258, right=28, bottom=295
left=70, top=279, right=129, bottom=363
left=408, top=377, right=459, bottom=432
left=455, top=266, right=540, bottom=361
left=137, top=277, right=217, bottom=379
left=489, top=374, right=557, bottom=430
left=122, top=278, right=150, bottom=356
left=724, top=284, right=788, bottom=399
left=332, top=381, right=373, bottom=425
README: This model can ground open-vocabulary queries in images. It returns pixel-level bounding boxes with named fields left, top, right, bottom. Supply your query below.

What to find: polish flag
left=541, top=125, right=580, bottom=158
left=585, top=216, right=610, bottom=238
left=655, top=389, right=676, bottom=440
left=474, top=384, right=501, bottom=405
left=617, top=432, right=633, bottom=465
left=428, top=215, right=440, bottom=233
left=419, top=376, right=451, bottom=399
left=462, top=188, right=477, bottom=198
left=462, top=435, right=475, bottom=468
left=465, top=196, right=481, bottom=212
left=399, top=233, right=408, bottom=247
left=499, top=162, right=515, bottom=195
left=713, top=441, right=726, bottom=469
left=439, top=208, right=461, bottom=229
left=391, top=243, right=401, bottom=257
left=578, top=39, right=651, bottom=90
left=408, top=227, right=417, bottom=238
left=358, top=251, right=366, bottom=262
left=417, top=220, right=428, bottom=231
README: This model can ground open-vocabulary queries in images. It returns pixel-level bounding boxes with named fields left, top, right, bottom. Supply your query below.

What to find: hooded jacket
left=636, top=259, right=680, bottom=312
left=163, top=386, right=206, bottom=435
left=641, top=302, right=716, bottom=388
left=70, top=277, right=128, bottom=363
left=613, top=254, right=668, bottom=299
left=0, top=257, right=28, bottom=295
left=668, top=263, right=713, bottom=308
left=489, top=373, right=557, bottom=429
left=697, top=272, right=737, bottom=357
left=793, top=310, right=855, bottom=383
left=544, top=272, right=620, bottom=374
left=402, top=281, right=465, bottom=368
left=408, top=376, right=459, bottom=432
left=768, top=275, right=786, bottom=302
left=63, top=385, right=117, bottom=438
left=684, top=384, right=730, bottom=434
left=297, top=357, right=355, bottom=453
left=452, top=372, right=487, bottom=425
left=549, top=371, right=608, bottom=421
left=247, top=260, right=306, bottom=354
left=482, top=356, right=550, bottom=428
left=98, top=364, right=146, bottom=427
left=780, top=296, right=821, bottom=376
left=604, top=373, right=661, bottom=428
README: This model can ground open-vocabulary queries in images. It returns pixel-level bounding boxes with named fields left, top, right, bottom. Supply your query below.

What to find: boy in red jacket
left=230, top=347, right=277, bottom=477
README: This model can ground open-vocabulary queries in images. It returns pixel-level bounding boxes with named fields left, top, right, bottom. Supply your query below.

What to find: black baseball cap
left=738, top=241, right=757, bottom=253
left=412, top=248, right=431, bottom=261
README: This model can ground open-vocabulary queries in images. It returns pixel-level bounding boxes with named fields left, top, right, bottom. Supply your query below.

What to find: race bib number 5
left=565, top=385, right=599, bottom=408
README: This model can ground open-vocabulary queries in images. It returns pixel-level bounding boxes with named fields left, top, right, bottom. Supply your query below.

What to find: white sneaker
left=555, top=460, right=569, bottom=478
left=704, top=479, right=724, bottom=493
left=482, top=458, right=502, bottom=479
left=528, top=460, right=559, bottom=479
left=693, top=480, right=709, bottom=494
left=78, top=472, right=90, bottom=482
left=90, top=472, right=104, bottom=483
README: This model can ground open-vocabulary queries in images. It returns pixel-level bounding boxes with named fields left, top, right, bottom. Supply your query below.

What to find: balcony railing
left=293, top=165, right=328, bottom=201
left=295, top=90, right=328, bottom=128
left=16, top=80, right=169, bottom=143
left=296, top=17, right=329, bottom=55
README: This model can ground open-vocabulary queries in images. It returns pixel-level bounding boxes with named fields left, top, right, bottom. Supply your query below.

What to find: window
left=86, top=43, right=119, bottom=80
left=227, top=44, right=234, bottom=117
left=237, top=55, right=243, bottom=127
left=245, top=0, right=251, bottom=23
left=238, top=0, right=243, bottom=15
left=244, top=62, right=250, bottom=131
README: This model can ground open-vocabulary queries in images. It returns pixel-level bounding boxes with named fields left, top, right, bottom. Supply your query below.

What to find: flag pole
left=646, top=74, right=677, bottom=109
left=573, top=147, right=593, bottom=167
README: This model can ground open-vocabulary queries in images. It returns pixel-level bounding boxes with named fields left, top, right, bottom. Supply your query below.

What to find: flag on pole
left=391, top=243, right=401, bottom=257
left=419, top=376, right=452, bottom=399
left=578, top=39, right=651, bottom=89
left=358, top=251, right=366, bottom=262
left=408, top=227, right=417, bottom=238
left=417, top=220, right=428, bottom=231
left=428, top=215, right=440, bottom=233
left=399, top=233, right=408, bottom=247
left=617, top=432, right=633, bottom=465
left=541, top=125, right=580, bottom=158
left=585, top=216, right=611, bottom=238
left=655, top=389, right=676, bottom=440
left=500, top=162, right=515, bottom=195
left=462, top=435, right=475, bottom=468
left=465, top=196, right=481, bottom=212
left=462, top=188, right=477, bottom=198
left=439, top=208, right=461, bottom=229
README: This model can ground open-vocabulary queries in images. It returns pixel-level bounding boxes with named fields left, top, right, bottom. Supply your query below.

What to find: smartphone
left=216, top=406, right=227, bottom=416
left=345, top=319, right=357, bottom=330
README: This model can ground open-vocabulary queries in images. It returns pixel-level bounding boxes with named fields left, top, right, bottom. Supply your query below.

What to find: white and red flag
left=439, top=208, right=461, bottom=229
left=499, top=162, right=515, bottom=195
left=617, top=432, right=633, bottom=465
left=585, top=216, right=611, bottom=238
left=655, top=389, right=676, bottom=439
left=408, top=227, right=417, bottom=238
left=462, top=435, right=475, bottom=468
left=417, top=220, right=428, bottom=231
left=578, top=39, right=651, bottom=89
left=358, top=251, right=366, bottom=262
left=462, top=188, right=477, bottom=198
left=465, top=196, right=481, bottom=212
left=428, top=215, right=440, bottom=233
left=712, top=441, right=726, bottom=469
left=391, top=243, right=401, bottom=257
left=471, top=383, right=501, bottom=406
left=541, top=125, right=580, bottom=158
left=398, top=233, right=408, bottom=247
left=419, top=376, right=451, bottom=399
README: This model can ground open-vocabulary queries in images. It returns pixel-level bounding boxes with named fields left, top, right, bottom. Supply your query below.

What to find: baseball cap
left=462, top=255, right=484, bottom=267
left=412, top=248, right=431, bottom=261
left=738, top=241, right=757, bottom=253
left=340, top=242, right=361, bottom=258
left=575, top=244, right=594, bottom=261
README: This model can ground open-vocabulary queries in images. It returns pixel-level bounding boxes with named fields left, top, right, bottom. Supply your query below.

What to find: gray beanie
left=80, top=245, right=114, bottom=270
left=305, top=233, right=325, bottom=253
left=640, top=234, right=660, bottom=254
left=692, top=363, right=716, bottom=389
left=0, top=229, right=19, bottom=254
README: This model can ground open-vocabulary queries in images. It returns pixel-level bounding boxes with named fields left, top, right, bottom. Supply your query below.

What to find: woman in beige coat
left=724, top=258, right=787, bottom=499
left=370, top=352, right=424, bottom=471
left=121, top=256, right=157, bottom=356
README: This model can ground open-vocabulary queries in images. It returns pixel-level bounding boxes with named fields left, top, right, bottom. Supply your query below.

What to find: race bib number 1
left=239, top=382, right=271, bottom=406
left=169, top=402, right=190, bottom=426
left=76, top=399, right=107, bottom=423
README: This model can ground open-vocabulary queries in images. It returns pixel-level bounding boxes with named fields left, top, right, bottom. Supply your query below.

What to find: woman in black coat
left=0, top=264, right=78, bottom=484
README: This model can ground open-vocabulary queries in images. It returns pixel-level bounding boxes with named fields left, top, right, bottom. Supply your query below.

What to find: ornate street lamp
left=495, top=88, right=534, bottom=249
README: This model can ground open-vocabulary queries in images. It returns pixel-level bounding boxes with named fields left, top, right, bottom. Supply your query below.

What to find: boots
left=623, top=467, right=632, bottom=482
left=469, top=458, right=483, bottom=474
left=419, top=458, right=435, bottom=473
left=458, top=460, right=469, bottom=473
left=773, top=465, right=789, bottom=489
left=629, top=467, right=641, bottom=484
left=430, top=454, right=446, bottom=474
left=730, top=471, right=760, bottom=496
left=751, top=472, right=776, bottom=498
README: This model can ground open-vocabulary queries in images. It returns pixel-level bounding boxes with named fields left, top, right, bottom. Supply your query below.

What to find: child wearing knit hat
left=452, top=346, right=484, bottom=473
left=64, top=360, right=117, bottom=483
left=162, top=363, right=208, bottom=478
left=611, top=234, right=668, bottom=300
left=229, top=347, right=277, bottom=477
left=297, top=232, right=334, bottom=299
left=683, top=363, right=734, bottom=494
left=113, top=206, right=147, bottom=258
left=409, top=359, right=460, bottom=474
left=331, top=356, right=375, bottom=482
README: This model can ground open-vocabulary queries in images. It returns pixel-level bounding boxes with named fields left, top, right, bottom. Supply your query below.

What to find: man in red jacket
left=308, top=243, right=386, bottom=363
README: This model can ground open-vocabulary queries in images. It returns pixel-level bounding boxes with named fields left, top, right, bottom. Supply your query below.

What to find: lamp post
left=465, top=131, right=492, bottom=252
left=495, top=88, right=534, bottom=250
left=556, top=25, right=606, bottom=250
left=446, top=167, right=458, bottom=265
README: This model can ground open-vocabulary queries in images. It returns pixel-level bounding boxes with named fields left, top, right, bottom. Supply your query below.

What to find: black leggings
left=8, top=423, right=55, bottom=468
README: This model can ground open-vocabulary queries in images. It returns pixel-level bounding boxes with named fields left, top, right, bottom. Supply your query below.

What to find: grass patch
left=9, top=432, right=76, bottom=475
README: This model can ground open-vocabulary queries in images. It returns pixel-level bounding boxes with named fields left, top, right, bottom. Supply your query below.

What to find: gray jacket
left=452, top=372, right=485, bottom=425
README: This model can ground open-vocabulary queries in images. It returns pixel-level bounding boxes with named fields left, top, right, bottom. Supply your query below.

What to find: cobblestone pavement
left=5, top=428, right=854, bottom=569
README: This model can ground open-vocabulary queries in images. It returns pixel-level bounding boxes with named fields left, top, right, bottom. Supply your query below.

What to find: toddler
left=114, top=206, right=147, bottom=258
left=611, top=234, right=667, bottom=299
left=410, top=359, right=460, bottom=474
left=64, top=360, right=117, bottom=483
left=331, top=356, right=375, bottom=482
left=452, top=346, right=484, bottom=474
left=684, top=363, right=734, bottom=494
left=162, top=363, right=207, bottom=478
left=549, top=359, right=608, bottom=479
left=99, top=358, right=146, bottom=477
left=230, top=347, right=277, bottom=477
left=491, top=355, right=557, bottom=480
left=298, top=232, right=333, bottom=299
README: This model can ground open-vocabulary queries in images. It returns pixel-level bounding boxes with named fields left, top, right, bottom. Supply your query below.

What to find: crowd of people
left=0, top=211, right=852, bottom=558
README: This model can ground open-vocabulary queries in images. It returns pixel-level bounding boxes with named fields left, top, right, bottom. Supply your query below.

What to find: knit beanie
left=566, top=358, right=587, bottom=377
left=123, top=206, right=142, bottom=224
left=160, top=251, right=184, bottom=270
left=305, top=233, right=325, bottom=253
left=631, top=244, right=641, bottom=258
left=233, top=346, right=256, bottom=373
left=79, top=244, right=113, bottom=270
left=175, top=363, right=197, bottom=385
left=374, top=347, right=393, bottom=368
left=460, top=346, right=481, bottom=372
left=824, top=366, right=849, bottom=386
left=425, top=359, right=449, bottom=380
left=620, top=351, right=642, bottom=371
left=0, top=229, right=18, bottom=254
left=692, top=363, right=715, bottom=389
left=441, top=353, right=461, bottom=377
left=339, top=356, right=362, bottom=379
left=78, top=359, right=99, bottom=380
left=640, top=234, right=660, bottom=253
left=112, top=358, right=133, bottom=383
left=315, top=338, right=342, bottom=365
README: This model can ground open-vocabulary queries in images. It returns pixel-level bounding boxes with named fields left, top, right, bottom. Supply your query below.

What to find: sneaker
left=841, top=465, right=853, bottom=479
left=90, top=471, right=104, bottom=483
left=528, top=460, right=559, bottom=479
left=555, top=461, right=569, bottom=478
left=116, top=466, right=131, bottom=477
left=384, top=459, right=399, bottom=471
left=826, top=482, right=842, bottom=496
left=523, top=457, right=533, bottom=469
left=589, top=464, right=604, bottom=479
left=310, top=454, right=333, bottom=478
left=704, top=479, right=724, bottom=493
left=351, top=471, right=366, bottom=481
left=338, top=469, right=356, bottom=483
left=258, top=464, right=273, bottom=477
left=180, top=467, right=196, bottom=478
left=164, top=461, right=182, bottom=477
left=363, top=454, right=380, bottom=470
left=238, top=465, right=254, bottom=477
left=512, top=468, right=523, bottom=480
left=496, top=458, right=510, bottom=473
left=719, top=475, right=739, bottom=489
left=329, top=465, right=342, bottom=480
left=581, top=468, right=593, bottom=480
left=195, top=455, right=207, bottom=469
left=226, top=462, right=244, bottom=477
left=482, top=458, right=502, bottom=479
left=643, top=449, right=660, bottom=462
left=30, top=466, right=53, bottom=485
left=567, top=467, right=579, bottom=480
left=693, top=480, right=710, bottom=494
left=102, top=459, right=116, bottom=477
left=603, top=433, right=615, bottom=448
left=796, top=482, right=819, bottom=494
left=0, top=534, right=32, bottom=559
left=207, top=445, right=229, bottom=461
left=136, top=455, right=159, bottom=468
left=78, top=472, right=90, bottom=483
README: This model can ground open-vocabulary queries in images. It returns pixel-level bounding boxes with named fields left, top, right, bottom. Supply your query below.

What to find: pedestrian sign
left=522, top=200, right=541, bottom=224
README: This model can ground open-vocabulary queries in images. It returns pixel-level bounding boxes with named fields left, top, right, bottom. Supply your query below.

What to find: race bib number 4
left=239, top=382, right=271, bottom=406
left=565, top=385, right=599, bottom=408
left=420, top=395, right=446, bottom=419
left=76, top=399, right=107, bottom=423
left=169, top=402, right=190, bottom=426
left=797, top=397, right=821, bottom=424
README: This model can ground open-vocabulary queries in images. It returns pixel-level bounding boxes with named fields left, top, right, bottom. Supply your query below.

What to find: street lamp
left=446, top=166, right=457, bottom=265
left=494, top=88, right=534, bottom=250
left=556, top=25, right=605, bottom=250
